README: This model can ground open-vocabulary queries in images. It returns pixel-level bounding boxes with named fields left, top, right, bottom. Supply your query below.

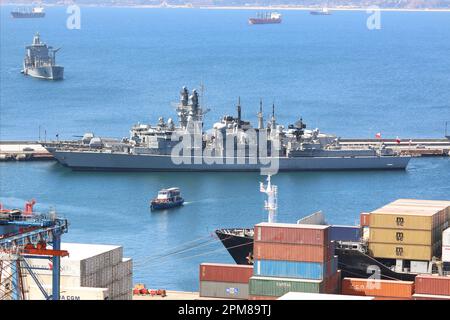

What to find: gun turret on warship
left=22, top=33, right=64, bottom=80
left=44, top=86, right=410, bottom=171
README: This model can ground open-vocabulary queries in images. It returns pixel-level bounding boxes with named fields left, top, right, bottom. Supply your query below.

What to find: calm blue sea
left=1, top=7, right=450, bottom=291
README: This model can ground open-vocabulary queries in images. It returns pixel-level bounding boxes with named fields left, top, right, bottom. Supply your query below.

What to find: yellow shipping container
left=369, top=228, right=433, bottom=246
left=369, top=213, right=434, bottom=230
left=368, top=243, right=433, bottom=260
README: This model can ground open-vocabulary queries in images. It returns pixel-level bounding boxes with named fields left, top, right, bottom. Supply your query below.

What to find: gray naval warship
left=22, top=33, right=64, bottom=80
left=45, top=87, right=410, bottom=171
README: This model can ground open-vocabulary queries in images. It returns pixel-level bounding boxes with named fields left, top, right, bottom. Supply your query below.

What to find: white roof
left=59, top=242, right=122, bottom=260
left=278, top=292, right=374, bottom=300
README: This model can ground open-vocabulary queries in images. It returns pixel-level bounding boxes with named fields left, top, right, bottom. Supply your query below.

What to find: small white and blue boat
left=150, top=188, right=184, bottom=211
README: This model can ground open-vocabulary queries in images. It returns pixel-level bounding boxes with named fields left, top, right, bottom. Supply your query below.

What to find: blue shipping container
left=329, top=225, right=361, bottom=242
left=254, top=259, right=329, bottom=280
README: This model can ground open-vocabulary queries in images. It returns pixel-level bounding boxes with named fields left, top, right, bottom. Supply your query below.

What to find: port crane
left=0, top=200, right=69, bottom=300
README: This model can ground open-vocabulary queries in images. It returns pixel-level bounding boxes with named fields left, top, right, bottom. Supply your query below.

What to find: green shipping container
left=249, top=276, right=324, bottom=297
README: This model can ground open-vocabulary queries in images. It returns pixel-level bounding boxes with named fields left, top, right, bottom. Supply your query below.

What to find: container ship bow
left=216, top=178, right=450, bottom=282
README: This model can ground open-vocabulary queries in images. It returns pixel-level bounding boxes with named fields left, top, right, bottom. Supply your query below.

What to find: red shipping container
left=324, top=270, right=341, bottom=294
left=248, top=295, right=279, bottom=300
left=199, top=263, right=254, bottom=284
left=360, top=213, right=370, bottom=227
left=253, top=242, right=333, bottom=263
left=415, top=275, right=450, bottom=296
left=254, top=222, right=329, bottom=246
left=342, top=278, right=414, bottom=298
left=413, top=293, right=450, bottom=300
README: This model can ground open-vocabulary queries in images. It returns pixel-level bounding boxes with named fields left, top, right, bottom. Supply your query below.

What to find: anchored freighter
left=22, top=33, right=63, bottom=80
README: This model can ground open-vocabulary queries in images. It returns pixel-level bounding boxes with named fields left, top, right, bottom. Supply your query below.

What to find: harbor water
left=1, top=7, right=450, bottom=291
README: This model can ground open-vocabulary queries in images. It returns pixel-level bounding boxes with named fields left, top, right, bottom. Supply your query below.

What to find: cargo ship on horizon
left=11, top=6, right=45, bottom=18
left=248, top=12, right=282, bottom=25
left=215, top=177, right=450, bottom=282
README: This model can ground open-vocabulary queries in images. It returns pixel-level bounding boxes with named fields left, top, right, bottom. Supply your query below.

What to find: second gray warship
left=22, top=33, right=64, bottom=80
left=44, top=87, right=410, bottom=171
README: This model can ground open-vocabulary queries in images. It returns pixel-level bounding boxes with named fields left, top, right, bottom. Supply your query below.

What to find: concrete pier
left=0, top=141, right=54, bottom=161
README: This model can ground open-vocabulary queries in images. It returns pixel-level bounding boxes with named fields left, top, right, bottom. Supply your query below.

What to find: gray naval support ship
left=22, top=33, right=64, bottom=80
left=44, top=87, right=411, bottom=171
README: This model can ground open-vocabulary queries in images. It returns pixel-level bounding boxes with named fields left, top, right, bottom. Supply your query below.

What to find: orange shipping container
left=341, top=278, right=414, bottom=298
left=199, top=263, right=254, bottom=284
left=254, top=222, right=329, bottom=246
left=360, top=213, right=370, bottom=227
left=415, top=275, right=450, bottom=296
left=253, top=242, right=332, bottom=263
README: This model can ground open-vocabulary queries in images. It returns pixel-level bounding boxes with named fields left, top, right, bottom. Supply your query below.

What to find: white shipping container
left=443, top=228, right=450, bottom=247
left=27, top=285, right=109, bottom=300
left=442, top=245, right=450, bottom=262
left=24, top=243, right=123, bottom=277
left=410, top=261, right=429, bottom=274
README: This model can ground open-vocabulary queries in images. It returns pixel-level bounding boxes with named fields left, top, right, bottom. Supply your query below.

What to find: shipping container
left=254, top=259, right=336, bottom=280
left=200, top=281, right=249, bottom=299
left=412, top=293, right=450, bottom=300
left=27, top=285, right=109, bottom=300
left=443, top=228, right=450, bottom=247
left=324, top=270, right=341, bottom=294
left=253, top=242, right=332, bottom=263
left=199, top=263, right=253, bottom=284
left=278, top=291, right=374, bottom=300
left=254, top=222, right=329, bottom=246
left=341, top=278, right=414, bottom=298
left=25, top=242, right=123, bottom=277
left=369, top=228, right=433, bottom=246
left=249, top=276, right=324, bottom=297
left=247, top=295, right=278, bottom=300
left=415, top=275, right=450, bottom=296
left=369, top=212, right=436, bottom=231
left=360, top=213, right=370, bottom=227
left=329, top=225, right=361, bottom=242
left=443, top=245, right=450, bottom=263
left=368, top=242, right=433, bottom=261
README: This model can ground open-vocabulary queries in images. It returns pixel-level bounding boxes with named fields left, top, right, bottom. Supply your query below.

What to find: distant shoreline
left=2, top=3, right=450, bottom=12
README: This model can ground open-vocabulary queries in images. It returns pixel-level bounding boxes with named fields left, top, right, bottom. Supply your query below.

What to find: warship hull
left=215, top=229, right=417, bottom=281
left=22, top=66, right=64, bottom=80
left=47, top=149, right=410, bottom=171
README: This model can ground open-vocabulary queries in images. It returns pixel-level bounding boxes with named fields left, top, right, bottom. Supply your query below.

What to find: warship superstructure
left=45, top=87, right=410, bottom=171
left=22, top=33, right=64, bottom=80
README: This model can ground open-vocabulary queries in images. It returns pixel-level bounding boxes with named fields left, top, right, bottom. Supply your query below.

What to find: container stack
left=413, top=275, right=450, bottom=300
left=341, top=278, right=414, bottom=300
left=199, top=263, right=253, bottom=299
left=367, top=199, right=450, bottom=263
left=24, top=243, right=133, bottom=300
left=248, top=222, right=340, bottom=300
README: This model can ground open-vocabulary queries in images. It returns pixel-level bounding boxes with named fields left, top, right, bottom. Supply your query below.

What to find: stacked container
left=442, top=228, right=450, bottom=263
left=24, top=243, right=133, bottom=300
left=341, top=278, right=414, bottom=300
left=199, top=263, right=253, bottom=299
left=249, top=222, right=340, bottom=300
left=413, top=275, right=450, bottom=300
left=367, top=199, right=450, bottom=261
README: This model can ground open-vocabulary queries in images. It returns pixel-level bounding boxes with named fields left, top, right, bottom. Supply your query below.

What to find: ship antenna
left=260, top=175, right=278, bottom=223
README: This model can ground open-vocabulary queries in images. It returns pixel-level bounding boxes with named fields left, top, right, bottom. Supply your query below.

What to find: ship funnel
left=33, top=32, right=41, bottom=45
